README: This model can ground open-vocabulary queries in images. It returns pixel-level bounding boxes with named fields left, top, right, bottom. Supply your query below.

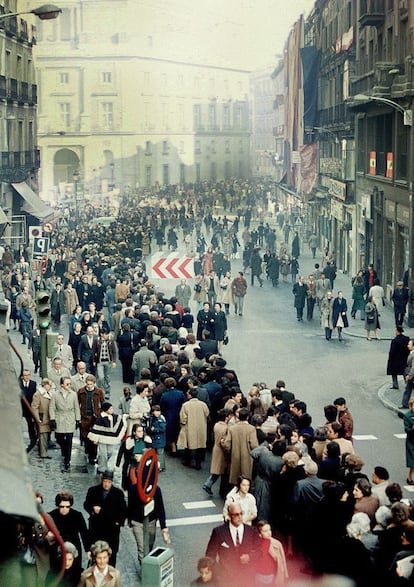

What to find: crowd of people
left=1, top=178, right=414, bottom=586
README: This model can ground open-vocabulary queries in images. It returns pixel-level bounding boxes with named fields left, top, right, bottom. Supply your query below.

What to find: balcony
left=359, top=0, right=385, bottom=27
left=0, top=150, right=39, bottom=171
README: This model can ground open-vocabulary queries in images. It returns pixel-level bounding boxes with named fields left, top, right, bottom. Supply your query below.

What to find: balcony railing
left=359, top=0, right=385, bottom=27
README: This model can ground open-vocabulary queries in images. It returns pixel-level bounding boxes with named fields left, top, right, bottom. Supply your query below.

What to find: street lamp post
left=352, top=93, right=414, bottom=325
left=0, top=4, right=62, bottom=22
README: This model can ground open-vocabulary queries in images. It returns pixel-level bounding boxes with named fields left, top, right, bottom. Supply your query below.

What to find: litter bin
left=141, top=546, right=174, bottom=587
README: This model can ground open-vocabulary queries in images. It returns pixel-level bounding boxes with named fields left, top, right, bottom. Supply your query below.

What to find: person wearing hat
left=392, top=280, right=409, bottom=328
left=84, top=471, right=127, bottom=566
left=387, top=326, right=410, bottom=389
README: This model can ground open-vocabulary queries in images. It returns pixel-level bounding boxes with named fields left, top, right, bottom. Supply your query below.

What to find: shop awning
left=0, top=206, right=8, bottom=224
left=11, top=182, right=57, bottom=222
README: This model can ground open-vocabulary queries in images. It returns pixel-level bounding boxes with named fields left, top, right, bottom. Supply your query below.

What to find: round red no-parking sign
left=136, top=448, right=159, bottom=503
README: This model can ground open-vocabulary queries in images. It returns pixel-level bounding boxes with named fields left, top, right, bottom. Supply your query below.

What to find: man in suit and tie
left=78, top=325, right=98, bottom=374
left=47, top=357, right=71, bottom=390
left=52, top=333, right=74, bottom=371
left=70, top=361, right=91, bottom=393
left=315, top=271, right=331, bottom=308
left=205, top=502, right=261, bottom=586
left=20, top=369, right=38, bottom=452
left=28, top=326, right=41, bottom=374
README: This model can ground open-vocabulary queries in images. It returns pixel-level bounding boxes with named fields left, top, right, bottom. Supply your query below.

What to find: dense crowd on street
left=1, top=178, right=414, bottom=586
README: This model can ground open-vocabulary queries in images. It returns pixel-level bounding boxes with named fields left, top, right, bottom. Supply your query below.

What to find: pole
left=408, top=99, right=414, bottom=327
left=40, top=327, right=48, bottom=378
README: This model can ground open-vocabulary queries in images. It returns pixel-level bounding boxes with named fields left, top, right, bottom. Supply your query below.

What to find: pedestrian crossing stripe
left=404, top=485, right=414, bottom=492
left=353, top=435, right=378, bottom=440
left=394, top=434, right=406, bottom=439
left=168, top=514, right=223, bottom=527
left=183, top=501, right=217, bottom=510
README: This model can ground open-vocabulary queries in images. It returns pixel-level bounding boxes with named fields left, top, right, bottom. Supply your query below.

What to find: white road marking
left=168, top=514, right=223, bottom=527
left=353, top=435, right=378, bottom=440
left=183, top=501, right=217, bottom=510
left=404, top=486, right=414, bottom=492
left=394, top=434, right=406, bottom=439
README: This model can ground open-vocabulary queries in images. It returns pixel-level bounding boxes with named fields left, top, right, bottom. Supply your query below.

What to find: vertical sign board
left=32, top=237, right=50, bottom=261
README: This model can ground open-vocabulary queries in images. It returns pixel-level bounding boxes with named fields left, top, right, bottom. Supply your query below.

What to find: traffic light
left=36, top=290, right=51, bottom=329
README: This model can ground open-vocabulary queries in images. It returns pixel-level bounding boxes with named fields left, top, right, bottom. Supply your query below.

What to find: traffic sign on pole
left=136, top=448, right=159, bottom=503
left=42, top=221, right=54, bottom=234
left=32, top=237, right=50, bottom=260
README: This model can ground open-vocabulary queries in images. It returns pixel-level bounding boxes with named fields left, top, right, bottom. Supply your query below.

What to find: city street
left=13, top=235, right=413, bottom=586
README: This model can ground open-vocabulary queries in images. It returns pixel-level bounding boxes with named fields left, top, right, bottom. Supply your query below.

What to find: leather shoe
left=407, top=479, right=414, bottom=485
left=390, top=386, right=399, bottom=390
left=399, top=406, right=408, bottom=410
left=202, top=484, right=213, bottom=495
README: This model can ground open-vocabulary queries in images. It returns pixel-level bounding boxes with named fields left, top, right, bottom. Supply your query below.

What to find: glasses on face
left=59, top=505, right=71, bottom=509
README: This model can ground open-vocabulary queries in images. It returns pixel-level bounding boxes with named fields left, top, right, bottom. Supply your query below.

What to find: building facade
left=0, top=0, right=46, bottom=245
left=31, top=0, right=250, bottom=204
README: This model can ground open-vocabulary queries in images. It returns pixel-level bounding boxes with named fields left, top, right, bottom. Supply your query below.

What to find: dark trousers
left=402, top=379, right=414, bottom=409
left=307, top=297, right=315, bottom=320
left=23, top=412, right=38, bottom=448
left=296, top=306, right=304, bottom=321
left=183, top=448, right=205, bottom=467
left=325, top=327, right=332, bottom=340
left=395, top=310, right=405, bottom=327
left=55, top=432, right=73, bottom=466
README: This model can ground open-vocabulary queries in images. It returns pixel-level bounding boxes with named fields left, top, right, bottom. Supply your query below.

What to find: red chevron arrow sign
left=151, top=254, right=194, bottom=279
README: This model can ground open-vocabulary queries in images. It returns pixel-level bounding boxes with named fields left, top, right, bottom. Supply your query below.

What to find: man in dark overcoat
left=84, top=470, right=127, bottom=565
left=387, top=326, right=410, bottom=389
left=292, top=276, right=308, bottom=322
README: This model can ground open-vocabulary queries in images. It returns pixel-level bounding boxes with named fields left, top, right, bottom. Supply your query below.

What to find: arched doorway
left=53, top=149, right=80, bottom=185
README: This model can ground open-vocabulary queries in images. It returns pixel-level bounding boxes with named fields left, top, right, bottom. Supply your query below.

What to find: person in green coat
left=351, top=275, right=366, bottom=319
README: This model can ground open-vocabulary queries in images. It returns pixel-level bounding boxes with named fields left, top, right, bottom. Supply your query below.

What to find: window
left=101, top=102, right=114, bottom=130
left=225, top=140, right=230, bottom=154
left=366, top=113, right=392, bottom=176
left=211, top=140, right=216, bottom=154
left=395, top=116, right=409, bottom=180
left=162, top=140, right=169, bottom=155
left=145, top=141, right=152, bottom=155
left=195, top=140, right=201, bottom=154
left=194, top=105, right=202, bottom=130
left=196, top=163, right=201, bottom=182
left=223, top=105, right=230, bottom=130
left=210, top=162, right=217, bottom=182
left=234, top=106, right=242, bottom=130
left=59, top=72, right=69, bottom=84
left=145, top=165, right=152, bottom=187
left=60, top=8, right=71, bottom=41
left=208, top=103, right=216, bottom=130
left=180, top=163, right=185, bottom=184
left=163, top=164, right=169, bottom=185
left=102, top=72, right=112, bottom=83
left=59, top=102, right=71, bottom=127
